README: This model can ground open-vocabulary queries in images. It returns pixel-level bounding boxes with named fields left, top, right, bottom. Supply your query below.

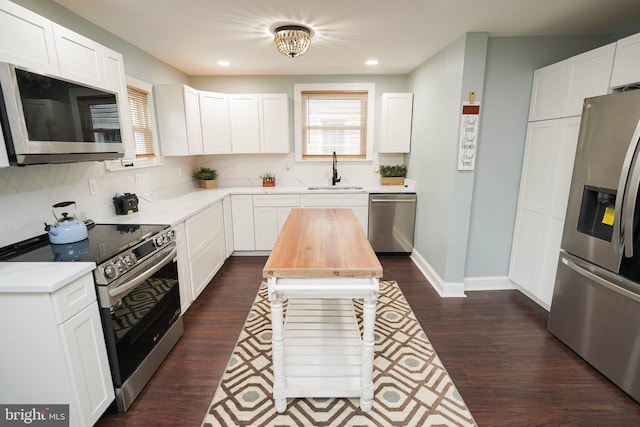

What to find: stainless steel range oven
left=0, top=223, right=183, bottom=412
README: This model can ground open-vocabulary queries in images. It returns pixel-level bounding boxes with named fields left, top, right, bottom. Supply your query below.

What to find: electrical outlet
left=88, top=179, right=97, bottom=195
left=234, top=163, right=240, bottom=173
left=135, top=172, right=141, bottom=185
left=177, top=168, right=182, bottom=177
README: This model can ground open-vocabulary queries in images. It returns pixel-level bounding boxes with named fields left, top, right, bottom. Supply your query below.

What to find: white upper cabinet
left=52, top=23, right=106, bottom=89
left=259, top=94, right=290, bottom=153
left=199, top=91, right=232, bottom=154
left=154, top=84, right=203, bottom=156
left=0, top=0, right=59, bottom=74
left=102, top=46, right=134, bottom=157
left=230, top=93, right=290, bottom=153
left=229, top=94, right=261, bottom=153
left=379, top=93, right=413, bottom=153
left=528, top=43, right=615, bottom=121
left=610, top=32, right=640, bottom=89
left=183, top=85, right=203, bottom=155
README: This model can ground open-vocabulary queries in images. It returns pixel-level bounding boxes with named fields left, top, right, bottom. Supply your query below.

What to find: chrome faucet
left=332, top=151, right=341, bottom=185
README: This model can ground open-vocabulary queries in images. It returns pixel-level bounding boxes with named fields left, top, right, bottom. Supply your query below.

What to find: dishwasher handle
left=370, top=198, right=416, bottom=203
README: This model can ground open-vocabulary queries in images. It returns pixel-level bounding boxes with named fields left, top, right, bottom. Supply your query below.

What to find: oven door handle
left=109, top=246, right=177, bottom=300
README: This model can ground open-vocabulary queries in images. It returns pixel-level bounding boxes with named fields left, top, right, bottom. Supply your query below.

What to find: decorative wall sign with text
left=457, top=103, right=480, bottom=171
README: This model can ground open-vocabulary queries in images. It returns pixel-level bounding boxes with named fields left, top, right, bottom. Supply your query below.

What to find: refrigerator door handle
left=562, top=256, right=640, bottom=304
left=614, top=119, right=640, bottom=255
left=621, top=119, right=640, bottom=257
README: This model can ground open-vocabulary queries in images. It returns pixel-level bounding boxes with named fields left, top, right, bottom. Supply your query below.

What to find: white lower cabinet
left=253, top=194, right=300, bottom=250
left=231, top=194, right=255, bottom=251
left=0, top=273, right=114, bottom=427
left=223, top=195, right=234, bottom=257
left=509, top=117, right=581, bottom=309
left=173, top=222, right=193, bottom=313
left=185, top=202, right=225, bottom=299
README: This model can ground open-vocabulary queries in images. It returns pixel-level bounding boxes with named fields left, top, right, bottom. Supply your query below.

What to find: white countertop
left=95, top=183, right=416, bottom=226
left=0, top=262, right=95, bottom=293
left=1, top=183, right=415, bottom=291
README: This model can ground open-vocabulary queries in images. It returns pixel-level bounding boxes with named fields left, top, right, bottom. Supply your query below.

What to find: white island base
left=267, top=276, right=379, bottom=413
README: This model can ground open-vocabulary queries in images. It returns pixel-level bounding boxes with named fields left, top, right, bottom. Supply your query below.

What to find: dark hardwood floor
left=96, top=256, right=640, bottom=426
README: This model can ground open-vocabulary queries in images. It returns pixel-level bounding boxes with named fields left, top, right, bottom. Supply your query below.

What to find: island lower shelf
left=282, top=298, right=363, bottom=398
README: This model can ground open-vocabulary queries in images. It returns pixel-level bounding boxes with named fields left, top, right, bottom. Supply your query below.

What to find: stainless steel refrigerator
left=548, top=89, right=640, bottom=403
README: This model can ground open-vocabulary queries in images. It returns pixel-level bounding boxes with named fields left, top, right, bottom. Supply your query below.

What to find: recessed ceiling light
left=365, top=59, right=379, bottom=66
left=217, top=60, right=231, bottom=66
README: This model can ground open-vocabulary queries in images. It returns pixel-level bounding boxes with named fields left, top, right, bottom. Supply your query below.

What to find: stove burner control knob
left=123, top=254, right=136, bottom=267
left=104, top=264, right=117, bottom=279
left=155, top=235, right=165, bottom=247
left=115, top=259, right=126, bottom=274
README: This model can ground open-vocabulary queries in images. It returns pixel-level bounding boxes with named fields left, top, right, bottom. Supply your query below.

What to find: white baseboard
left=410, top=249, right=466, bottom=297
left=410, top=249, right=520, bottom=296
left=464, top=276, right=517, bottom=291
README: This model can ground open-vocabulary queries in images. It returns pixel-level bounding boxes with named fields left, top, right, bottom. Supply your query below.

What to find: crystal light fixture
left=273, top=25, right=312, bottom=58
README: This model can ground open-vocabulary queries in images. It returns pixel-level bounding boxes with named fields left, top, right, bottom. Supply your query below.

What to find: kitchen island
left=263, top=208, right=383, bottom=412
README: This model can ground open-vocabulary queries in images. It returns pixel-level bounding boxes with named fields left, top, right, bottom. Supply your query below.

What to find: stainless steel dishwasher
left=368, top=193, right=417, bottom=254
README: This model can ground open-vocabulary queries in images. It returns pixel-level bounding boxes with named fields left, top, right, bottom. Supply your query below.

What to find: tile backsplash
left=0, top=152, right=405, bottom=247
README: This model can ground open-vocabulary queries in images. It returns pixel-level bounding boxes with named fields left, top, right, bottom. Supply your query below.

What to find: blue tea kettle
left=45, top=201, right=88, bottom=244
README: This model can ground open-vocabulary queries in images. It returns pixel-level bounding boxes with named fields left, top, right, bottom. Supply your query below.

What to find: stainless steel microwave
left=0, top=62, right=125, bottom=165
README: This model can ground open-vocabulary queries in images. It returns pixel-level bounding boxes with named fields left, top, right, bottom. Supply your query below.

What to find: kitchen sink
left=307, top=185, right=364, bottom=190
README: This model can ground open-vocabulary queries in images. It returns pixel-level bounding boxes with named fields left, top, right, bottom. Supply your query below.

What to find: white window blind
left=301, top=90, right=368, bottom=158
left=127, top=85, right=154, bottom=157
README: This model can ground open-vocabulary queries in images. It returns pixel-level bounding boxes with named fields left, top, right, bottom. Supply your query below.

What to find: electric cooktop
left=0, top=222, right=167, bottom=263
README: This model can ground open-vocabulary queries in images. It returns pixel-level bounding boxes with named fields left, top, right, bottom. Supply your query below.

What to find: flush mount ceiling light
left=273, top=24, right=312, bottom=58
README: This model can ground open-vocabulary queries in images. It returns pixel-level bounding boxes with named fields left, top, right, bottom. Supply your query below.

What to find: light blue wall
left=464, top=35, right=612, bottom=277
left=406, top=33, right=487, bottom=283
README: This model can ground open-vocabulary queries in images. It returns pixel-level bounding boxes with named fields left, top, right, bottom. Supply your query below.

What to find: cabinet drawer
left=51, top=273, right=96, bottom=324
left=301, top=193, right=368, bottom=207
left=185, top=202, right=223, bottom=257
left=253, top=194, right=300, bottom=207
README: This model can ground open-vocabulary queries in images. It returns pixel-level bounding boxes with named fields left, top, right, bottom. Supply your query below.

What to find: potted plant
left=378, top=164, right=407, bottom=186
left=262, top=173, right=276, bottom=187
left=192, top=167, right=218, bottom=189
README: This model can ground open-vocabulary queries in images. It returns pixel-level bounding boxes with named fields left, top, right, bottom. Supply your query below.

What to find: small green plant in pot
left=192, top=167, right=218, bottom=189
left=378, top=164, right=407, bottom=186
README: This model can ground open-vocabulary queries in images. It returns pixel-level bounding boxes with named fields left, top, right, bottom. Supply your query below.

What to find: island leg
left=360, top=286, right=378, bottom=412
left=268, top=278, right=287, bottom=413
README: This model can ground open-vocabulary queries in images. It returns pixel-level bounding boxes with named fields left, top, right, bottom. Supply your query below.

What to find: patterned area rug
left=202, top=281, right=476, bottom=427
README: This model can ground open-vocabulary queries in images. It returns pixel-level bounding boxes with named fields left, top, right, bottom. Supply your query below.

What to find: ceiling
left=54, top=0, right=640, bottom=76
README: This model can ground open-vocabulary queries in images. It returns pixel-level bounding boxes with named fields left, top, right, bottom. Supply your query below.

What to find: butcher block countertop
left=263, top=208, right=383, bottom=279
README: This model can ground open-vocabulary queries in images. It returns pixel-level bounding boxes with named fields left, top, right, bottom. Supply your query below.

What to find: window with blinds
left=127, top=85, right=155, bottom=157
left=301, top=90, right=368, bottom=158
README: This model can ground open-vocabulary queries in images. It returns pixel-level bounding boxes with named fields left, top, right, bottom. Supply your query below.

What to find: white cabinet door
left=173, top=222, right=193, bottom=313
left=509, top=117, right=580, bottom=309
left=528, top=62, right=567, bottom=121
left=254, top=206, right=278, bottom=250
left=562, top=43, right=615, bottom=117
left=229, top=94, right=260, bottom=153
left=379, top=93, right=413, bottom=153
left=184, top=85, right=203, bottom=155
left=52, top=23, right=106, bottom=89
left=200, top=91, right=232, bottom=154
left=0, top=0, right=59, bottom=74
left=102, top=46, right=135, bottom=157
left=529, top=44, right=615, bottom=121
left=223, top=195, right=234, bottom=257
left=259, top=94, right=290, bottom=153
left=610, top=32, right=640, bottom=88
left=190, top=234, right=225, bottom=299
left=59, top=302, right=114, bottom=427
left=231, top=194, right=255, bottom=250
left=154, top=84, right=203, bottom=156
